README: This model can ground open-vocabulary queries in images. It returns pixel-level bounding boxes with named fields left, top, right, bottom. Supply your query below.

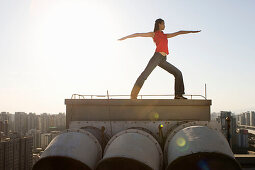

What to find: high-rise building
left=244, top=111, right=251, bottom=126
left=218, top=111, right=237, bottom=147
left=27, top=113, right=37, bottom=131
left=56, top=113, right=66, bottom=130
left=19, top=136, right=33, bottom=170
left=250, top=111, right=255, bottom=126
left=13, top=138, right=20, bottom=170
left=47, top=113, right=66, bottom=131
left=0, top=140, right=4, bottom=170
left=0, top=112, right=8, bottom=121
left=0, top=137, right=18, bottom=169
left=15, top=112, right=28, bottom=136
left=3, top=139, right=14, bottom=170
left=4, top=120, right=8, bottom=136
left=240, top=113, right=246, bottom=125
left=24, top=137, right=33, bottom=170
left=0, top=120, right=9, bottom=136
left=40, top=133, right=52, bottom=149
left=28, top=129, right=41, bottom=149
left=233, top=129, right=249, bottom=153
left=0, top=112, right=14, bottom=133
left=38, top=113, right=50, bottom=133
left=0, top=121, right=4, bottom=133
left=0, top=136, right=32, bottom=170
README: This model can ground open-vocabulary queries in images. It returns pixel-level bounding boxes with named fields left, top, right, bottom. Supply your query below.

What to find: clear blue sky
left=0, top=0, right=254, bottom=114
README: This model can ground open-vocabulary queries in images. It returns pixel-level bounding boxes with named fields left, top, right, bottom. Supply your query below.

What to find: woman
left=118, top=18, right=201, bottom=99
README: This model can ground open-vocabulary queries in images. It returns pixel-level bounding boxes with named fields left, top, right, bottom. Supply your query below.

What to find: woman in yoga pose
left=119, top=18, right=201, bottom=99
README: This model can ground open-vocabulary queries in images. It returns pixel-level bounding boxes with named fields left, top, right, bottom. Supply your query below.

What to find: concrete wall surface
left=65, top=99, right=211, bottom=127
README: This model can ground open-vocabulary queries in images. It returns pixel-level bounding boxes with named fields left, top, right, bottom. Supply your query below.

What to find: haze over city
left=0, top=0, right=254, bottom=114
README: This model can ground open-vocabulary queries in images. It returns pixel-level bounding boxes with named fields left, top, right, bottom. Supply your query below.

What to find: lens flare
left=154, top=113, right=159, bottom=119
left=176, top=137, right=186, bottom=147
left=175, top=137, right=189, bottom=152
left=198, top=160, right=210, bottom=170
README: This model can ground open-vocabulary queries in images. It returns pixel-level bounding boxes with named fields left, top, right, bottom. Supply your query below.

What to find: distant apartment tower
left=27, top=113, right=38, bottom=131
left=233, top=129, right=249, bottom=153
left=219, top=111, right=236, bottom=135
left=3, top=120, right=8, bottom=136
left=244, top=111, right=251, bottom=126
left=0, top=112, right=14, bottom=132
left=57, top=113, right=66, bottom=130
left=38, top=113, right=50, bottom=133
left=240, top=113, right=246, bottom=125
left=40, top=133, right=52, bottom=150
left=237, top=113, right=247, bottom=126
left=0, top=121, right=4, bottom=134
left=0, top=120, right=9, bottom=136
left=48, top=113, right=66, bottom=130
left=0, top=140, right=13, bottom=170
left=28, top=129, right=41, bottom=149
left=250, top=111, right=255, bottom=126
left=15, top=112, right=28, bottom=136
left=0, top=136, right=33, bottom=170
left=218, top=111, right=237, bottom=148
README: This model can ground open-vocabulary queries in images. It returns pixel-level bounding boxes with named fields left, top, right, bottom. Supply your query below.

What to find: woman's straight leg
left=158, top=60, right=185, bottom=95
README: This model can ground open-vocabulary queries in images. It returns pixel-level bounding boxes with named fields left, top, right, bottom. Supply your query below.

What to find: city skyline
left=0, top=111, right=66, bottom=168
left=0, top=0, right=255, bottom=114
left=0, top=111, right=65, bottom=115
left=2, top=110, right=255, bottom=116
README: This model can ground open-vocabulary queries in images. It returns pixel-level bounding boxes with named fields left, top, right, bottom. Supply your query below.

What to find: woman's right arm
left=118, top=32, right=154, bottom=41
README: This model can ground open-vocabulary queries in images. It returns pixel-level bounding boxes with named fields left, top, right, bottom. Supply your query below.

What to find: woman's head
left=154, top=18, right=165, bottom=32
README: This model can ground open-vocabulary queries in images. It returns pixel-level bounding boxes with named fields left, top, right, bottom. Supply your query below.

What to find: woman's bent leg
left=158, top=60, right=185, bottom=95
left=131, top=53, right=164, bottom=99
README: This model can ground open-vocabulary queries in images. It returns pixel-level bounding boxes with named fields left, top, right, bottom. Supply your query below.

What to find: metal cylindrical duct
left=81, top=126, right=110, bottom=150
left=165, top=126, right=241, bottom=170
left=96, top=129, right=163, bottom=170
left=33, top=129, right=102, bottom=170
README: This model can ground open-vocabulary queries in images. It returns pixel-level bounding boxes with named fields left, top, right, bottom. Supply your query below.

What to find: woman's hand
left=118, top=37, right=127, bottom=41
left=190, top=30, right=201, bottom=33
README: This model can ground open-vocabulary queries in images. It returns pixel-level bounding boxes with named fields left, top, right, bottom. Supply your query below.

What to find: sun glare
left=28, top=0, right=118, bottom=67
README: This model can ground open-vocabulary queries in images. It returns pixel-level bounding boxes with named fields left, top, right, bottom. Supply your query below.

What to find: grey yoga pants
left=130, top=52, right=185, bottom=98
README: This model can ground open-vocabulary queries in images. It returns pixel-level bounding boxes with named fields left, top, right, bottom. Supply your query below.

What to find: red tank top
left=153, top=31, right=169, bottom=55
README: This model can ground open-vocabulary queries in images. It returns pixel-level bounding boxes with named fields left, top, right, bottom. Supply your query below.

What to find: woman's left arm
left=167, top=30, right=201, bottom=38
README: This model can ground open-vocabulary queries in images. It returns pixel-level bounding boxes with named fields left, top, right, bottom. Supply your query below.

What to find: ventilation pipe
left=164, top=126, right=241, bottom=170
left=33, top=129, right=102, bottom=170
left=96, top=129, right=163, bottom=170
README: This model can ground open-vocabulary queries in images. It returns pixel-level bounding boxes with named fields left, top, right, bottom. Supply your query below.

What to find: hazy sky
left=0, top=0, right=254, bottom=114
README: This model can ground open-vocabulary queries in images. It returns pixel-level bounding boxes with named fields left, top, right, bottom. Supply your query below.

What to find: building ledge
left=65, top=99, right=211, bottom=126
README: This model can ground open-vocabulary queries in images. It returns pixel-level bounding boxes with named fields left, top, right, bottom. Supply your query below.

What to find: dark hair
left=154, top=18, right=164, bottom=32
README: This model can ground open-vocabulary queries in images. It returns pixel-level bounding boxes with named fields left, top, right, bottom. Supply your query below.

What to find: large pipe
left=164, top=125, right=241, bottom=170
left=96, top=129, right=163, bottom=170
left=80, top=126, right=110, bottom=150
left=33, top=129, right=102, bottom=170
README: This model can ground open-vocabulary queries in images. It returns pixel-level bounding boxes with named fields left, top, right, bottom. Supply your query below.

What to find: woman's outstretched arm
left=118, top=32, right=154, bottom=41
left=167, top=30, right=201, bottom=38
